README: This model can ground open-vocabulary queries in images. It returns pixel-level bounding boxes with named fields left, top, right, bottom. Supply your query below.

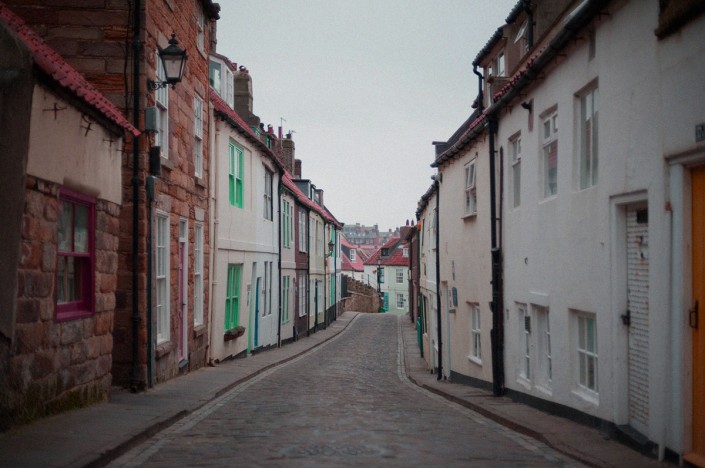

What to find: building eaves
left=211, top=52, right=237, bottom=71
left=505, top=0, right=528, bottom=24
left=416, top=182, right=437, bottom=219
left=431, top=112, right=487, bottom=168
left=282, top=172, right=340, bottom=226
left=472, top=26, right=504, bottom=66
left=0, top=5, right=138, bottom=137
left=210, top=89, right=284, bottom=172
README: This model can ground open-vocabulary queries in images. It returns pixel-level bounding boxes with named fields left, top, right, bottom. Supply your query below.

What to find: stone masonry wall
left=4, top=176, right=118, bottom=428
left=340, top=276, right=382, bottom=314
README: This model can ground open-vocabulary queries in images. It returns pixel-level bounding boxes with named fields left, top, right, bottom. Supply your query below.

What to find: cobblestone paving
left=110, top=314, right=581, bottom=467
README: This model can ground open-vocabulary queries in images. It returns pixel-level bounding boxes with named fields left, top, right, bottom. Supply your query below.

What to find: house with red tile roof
left=3, top=0, right=221, bottom=392
left=364, top=233, right=410, bottom=315
left=0, top=3, right=136, bottom=427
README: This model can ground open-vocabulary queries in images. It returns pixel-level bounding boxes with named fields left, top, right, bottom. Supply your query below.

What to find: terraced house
left=412, top=0, right=705, bottom=461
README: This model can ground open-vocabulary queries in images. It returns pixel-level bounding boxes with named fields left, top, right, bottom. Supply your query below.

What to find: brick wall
left=4, top=176, right=119, bottom=427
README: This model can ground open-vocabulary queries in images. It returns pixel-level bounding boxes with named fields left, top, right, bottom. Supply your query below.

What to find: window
left=264, top=168, right=273, bottom=220
left=225, top=67, right=234, bottom=108
left=155, top=52, right=169, bottom=159
left=515, top=20, right=528, bottom=49
left=298, top=209, right=308, bottom=252
left=510, top=135, right=521, bottom=208
left=228, top=140, right=244, bottom=208
left=282, top=275, right=291, bottom=324
left=349, top=249, right=356, bottom=262
left=56, top=190, right=94, bottom=320
left=209, top=60, right=221, bottom=91
left=225, top=264, right=242, bottom=330
left=464, top=161, right=477, bottom=215
left=403, top=248, right=409, bottom=258
left=298, top=272, right=308, bottom=316
left=519, top=304, right=530, bottom=380
left=396, top=268, right=404, bottom=284
left=396, top=293, right=405, bottom=309
left=194, top=223, right=204, bottom=326
left=282, top=200, right=292, bottom=248
left=577, top=314, right=598, bottom=392
left=470, top=304, right=482, bottom=362
left=262, top=262, right=272, bottom=317
left=496, top=52, right=506, bottom=76
left=194, top=95, right=204, bottom=178
left=378, top=267, right=385, bottom=284
left=155, top=212, right=170, bottom=343
left=196, top=7, right=205, bottom=53
left=579, top=86, right=599, bottom=189
left=542, top=111, right=558, bottom=197
left=533, top=305, right=552, bottom=387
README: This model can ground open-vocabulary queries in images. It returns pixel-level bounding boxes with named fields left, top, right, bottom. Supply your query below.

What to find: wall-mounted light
left=327, top=239, right=335, bottom=257
left=147, top=33, right=188, bottom=91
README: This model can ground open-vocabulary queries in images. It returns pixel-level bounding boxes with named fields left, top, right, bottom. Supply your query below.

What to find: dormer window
left=382, top=248, right=389, bottom=257
left=515, top=20, right=528, bottom=50
left=497, top=52, right=505, bottom=77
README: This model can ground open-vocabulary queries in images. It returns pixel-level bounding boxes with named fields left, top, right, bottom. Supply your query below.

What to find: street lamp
left=327, top=239, right=335, bottom=257
left=377, top=259, right=382, bottom=293
left=147, top=33, right=188, bottom=90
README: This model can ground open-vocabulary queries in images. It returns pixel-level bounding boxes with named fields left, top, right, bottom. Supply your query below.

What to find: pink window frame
left=56, top=188, right=95, bottom=321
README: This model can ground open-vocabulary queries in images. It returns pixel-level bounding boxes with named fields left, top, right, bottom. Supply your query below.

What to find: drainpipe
left=306, top=211, right=312, bottom=336
left=488, top=115, right=505, bottom=396
left=323, top=224, right=327, bottom=329
left=434, top=180, right=443, bottom=380
left=130, top=0, right=142, bottom=393
left=207, top=109, right=219, bottom=364
left=277, top=176, right=282, bottom=347
left=473, top=65, right=484, bottom=113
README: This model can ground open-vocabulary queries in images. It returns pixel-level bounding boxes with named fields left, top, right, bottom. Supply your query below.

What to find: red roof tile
left=365, top=240, right=410, bottom=267
left=0, top=4, right=138, bottom=137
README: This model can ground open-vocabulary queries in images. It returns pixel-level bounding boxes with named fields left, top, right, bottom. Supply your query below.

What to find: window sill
left=195, top=176, right=206, bottom=189
left=539, top=194, right=557, bottom=204
left=461, top=212, right=477, bottom=220
left=160, top=157, right=174, bottom=172
left=467, top=355, right=482, bottom=366
left=572, top=387, right=599, bottom=406
left=156, top=341, right=173, bottom=359
left=516, top=375, right=532, bottom=390
left=193, top=324, right=207, bottom=338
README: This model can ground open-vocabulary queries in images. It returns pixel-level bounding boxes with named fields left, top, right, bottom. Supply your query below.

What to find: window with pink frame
left=56, top=189, right=95, bottom=321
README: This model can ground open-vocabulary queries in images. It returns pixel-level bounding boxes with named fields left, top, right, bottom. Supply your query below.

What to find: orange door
left=689, top=166, right=705, bottom=466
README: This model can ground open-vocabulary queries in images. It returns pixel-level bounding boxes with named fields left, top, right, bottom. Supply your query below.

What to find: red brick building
left=0, top=4, right=137, bottom=428
left=4, top=0, right=220, bottom=390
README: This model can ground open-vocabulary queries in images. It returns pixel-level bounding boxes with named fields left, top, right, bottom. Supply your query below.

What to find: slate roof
left=282, top=172, right=341, bottom=226
left=0, top=4, right=138, bottom=136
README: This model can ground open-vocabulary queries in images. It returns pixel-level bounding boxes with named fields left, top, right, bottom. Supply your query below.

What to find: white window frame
left=264, top=168, right=273, bottom=221
left=519, top=303, right=530, bottom=381
left=225, top=67, right=234, bottom=108
left=196, top=7, right=205, bottom=53
left=576, top=313, right=598, bottom=394
left=533, top=304, right=552, bottom=389
left=194, top=223, right=204, bottom=326
left=298, top=210, right=308, bottom=253
left=542, top=110, right=558, bottom=198
left=403, top=247, right=409, bottom=258
left=464, top=160, right=477, bottom=216
left=510, top=135, right=521, bottom=208
left=155, top=211, right=170, bottom=343
left=396, top=293, right=405, bottom=309
left=155, top=52, right=169, bottom=159
left=496, top=52, right=506, bottom=77
left=194, top=95, right=204, bottom=178
left=579, top=86, right=599, bottom=190
left=396, top=268, right=404, bottom=284
left=349, top=249, right=356, bottom=262
left=469, top=304, right=482, bottom=363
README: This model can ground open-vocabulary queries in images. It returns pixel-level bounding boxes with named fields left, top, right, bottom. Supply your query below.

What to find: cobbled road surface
left=110, top=314, right=580, bottom=467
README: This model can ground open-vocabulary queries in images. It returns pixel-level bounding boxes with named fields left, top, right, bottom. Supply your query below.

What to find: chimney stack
left=294, top=159, right=302, bottom=179
left=282, top=136, right=295, bottom=173
left=234, top=66, right=253, bottom=115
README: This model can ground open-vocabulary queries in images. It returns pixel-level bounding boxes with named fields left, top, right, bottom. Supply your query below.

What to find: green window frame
left=281, top=275, right=290, bottom=324
left=228, top=141, right=244, bottom=208
left=225, top=264, right=242, bottom=330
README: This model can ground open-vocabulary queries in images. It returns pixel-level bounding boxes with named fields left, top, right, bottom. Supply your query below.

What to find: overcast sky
left=217, top=1, right=518, bottom=232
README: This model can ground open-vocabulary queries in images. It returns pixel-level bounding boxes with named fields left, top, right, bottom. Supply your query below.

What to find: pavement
left=0, top=311, right=668, bottom=467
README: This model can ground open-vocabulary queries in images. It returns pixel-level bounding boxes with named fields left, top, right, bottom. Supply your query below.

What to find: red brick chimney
left=294, top=159, right=302, bottom=178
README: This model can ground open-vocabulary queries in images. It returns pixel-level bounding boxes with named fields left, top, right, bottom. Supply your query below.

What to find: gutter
left=488, top=115, right=504, bottom=397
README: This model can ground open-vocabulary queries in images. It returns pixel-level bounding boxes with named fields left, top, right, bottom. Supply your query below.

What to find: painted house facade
left=431, top=115, right=495, bottom=387
left=0, top=4, right=137, bottom=426
left=416, top=185, right=440, bottom=372
left=416, top=0, right=705, bottom=461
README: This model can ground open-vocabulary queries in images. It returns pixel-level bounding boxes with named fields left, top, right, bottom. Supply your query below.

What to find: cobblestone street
left=110, top=314, right=579, bottom=467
